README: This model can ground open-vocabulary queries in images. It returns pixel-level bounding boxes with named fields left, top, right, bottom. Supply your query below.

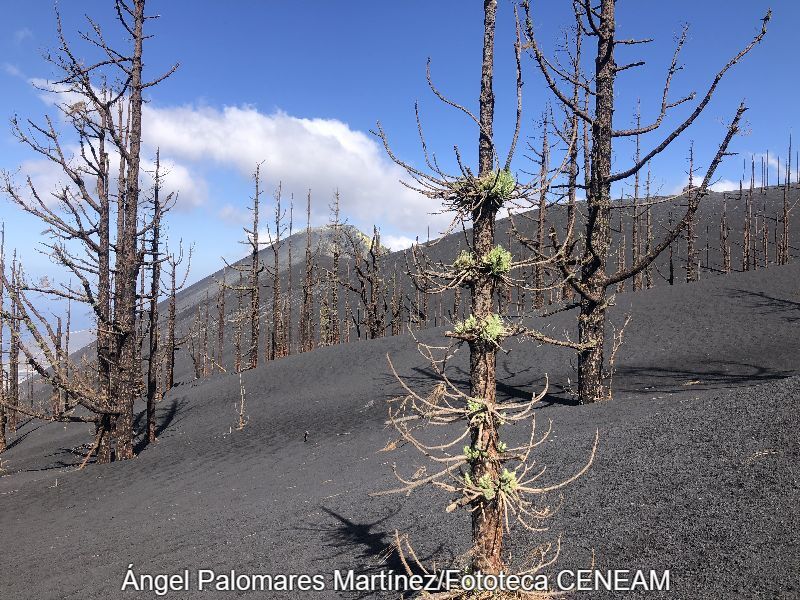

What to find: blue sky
left=0, top=0, right=797, bottom=316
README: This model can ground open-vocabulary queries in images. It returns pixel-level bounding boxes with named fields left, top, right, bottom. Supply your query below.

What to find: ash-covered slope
left=172, top=223, right=372, bottom=315
left=166, top=184, right=800, bottom=361
left=1, top=258, right=798, bottom=598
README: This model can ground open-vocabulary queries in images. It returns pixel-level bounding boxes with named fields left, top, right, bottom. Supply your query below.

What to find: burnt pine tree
left=0, top=0, right=178, bottom=461
left=285, top=203, right=294, bottom=355
left=525, top=0, right=768, bottom=402
left=7, top=254, right=19, bottom=436
left=267, top=183, right=286, bottom=359
left=163, top=242, right=192, bottom=392
left=215, top=269, right=227, bottom=370
left=685, top=143, right=700, bottom=282
left=375, top=0, right=596, bottom=577
left=341, top=227, right=387, bottom=340
left=299, top=190, right=316, bottom=353
left=0, top=224, right=5, bottom=452
left=224, top=165, right=266, bottom=370
left=145, top=150, right=173, bottom=444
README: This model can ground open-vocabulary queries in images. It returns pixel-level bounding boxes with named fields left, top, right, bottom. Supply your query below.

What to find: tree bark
left=469, top=0, right=503, bottom=575
left=577, top=0, right=616, bottom=404
left=146, top=151, right=163, bottom=444
left=112, top=0, right=146, bottom=461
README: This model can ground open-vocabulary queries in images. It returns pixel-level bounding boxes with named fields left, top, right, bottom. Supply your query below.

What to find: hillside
left=1, top=259, right=798, bottom=599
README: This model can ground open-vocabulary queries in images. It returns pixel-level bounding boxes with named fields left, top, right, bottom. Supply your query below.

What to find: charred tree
left=686, top=143, right=699, bottom=282
left=216, top=269, right=227, bottom=370
left=300, top=191, right=315, bottom=353
left=145, top=150, right=170, bottom=444
left=0, top=224, right=5, bottom=452
left=268, top=183, right=286, bottom=360
left=525, top=0, right=766, bottom=402
left=533, top=112, right=549, bottom=309
left=721, top=196, right=732, bottom=273
left=163, top=243, right=191, bottom=392
left=1, top=0, right=178, bottom=463
left=375, top=0, right=596, bottom=579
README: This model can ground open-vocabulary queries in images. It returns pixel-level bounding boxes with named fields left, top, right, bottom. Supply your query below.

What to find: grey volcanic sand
left=1, top=264, right=799, bottom=599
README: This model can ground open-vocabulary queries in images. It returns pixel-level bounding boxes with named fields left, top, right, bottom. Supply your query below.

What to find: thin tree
left=267, top=183, right=286, bottom=359
left=285, top=202, right=294, bottom=355
left=533, top=112, right=549, bottom=309
left=721, top=196, right=732, bottom=273
left=0, top=224, right=5, bottom=452
left=328, top=192, right=342, bottom=345
left=685, top=143, right=699, bottom=282
left=341, top=227, right=387, bottom=340
left=631, top=101, right=643, bottom=291
left=300, top=190, right=315, bottom=353
left=224, top=165, right=265, bottom=370
left=375, top=0, right=596, bottom=577
left=644, top=167, right=654, bottom=288
left=7, top=254, right=19, bottom=435
left=163, top=242, right=191, bottom=392
left=215, top=269, right=227, bottom=370
left=145, top=150, right=172, bottom=444
left=232, top=272, right=245, bottom=374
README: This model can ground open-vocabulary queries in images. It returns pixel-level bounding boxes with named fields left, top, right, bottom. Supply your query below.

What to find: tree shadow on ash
left=22, top=444, right=95, bottom=472
left=295, top=506, right=449, bottom=598
left=133, top=397, right=186, bottom=454
left=4, top=419, right=44, bottom=452
left=376, top=360, right=578, bottom=410
left=615, top=359, right=792, bottom=396
left=726, top=288, right=800, bottom=323
left=410, top=365, right=578, bottom=407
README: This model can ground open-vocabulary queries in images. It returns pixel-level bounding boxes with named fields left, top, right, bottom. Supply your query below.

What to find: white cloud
left=13, top=149, right=206, bottom=211
left=668, top=175, right=755, bottom=196
left=13, top=28, right=33, bottom=45
left=17, top=157, right=67, bottom=205
left=143, top=104, right=451, bottom=236
left=2, top=63, right=23, bottom=78
left=218, top=203, right=250, bottom=225
left=382, top=234, right=415, bottom=251
left=708, top=179, right=740, bottom=193
left=142, top=156, right=207, bottom=210
left=20, top=79, right=452, bottom=238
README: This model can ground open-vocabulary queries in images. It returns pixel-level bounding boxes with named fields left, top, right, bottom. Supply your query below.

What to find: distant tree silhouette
left=300, top=191, right=316, bottom=353
left=163, top=242, right=192, bottom=392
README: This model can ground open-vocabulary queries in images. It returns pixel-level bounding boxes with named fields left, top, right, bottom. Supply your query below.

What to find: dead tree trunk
left=285, top=203, right=294, bottom=355
left=269, top=183, right=285, bottom=360
left=644, top=168, right=654, bottom=289
left=8, top=254, right=19, bottom=434
left=329, top=192, right=341, bottom=345
left=216, top=269, right=226, bottom=370
left=146, top=150, right=164, bottom=444
left=685, top=143, right=699, bottom=282
left=631, top=102, right=642, bottom=291
left=249, top=167, right=263, bottom=369
left=233, top=273, right=245, bottom=374
left=526, top=0, right=765, bottom=403
left=0, top=224, right=5, bottom=452
left=164, top=244, right=191, bottom=391
left=533, top=112, right=549, bottom=309
left=112, top=0, right=147, bottom=461
left=721, top=197, right=731, bottom=273
left=300, top=191, right=314, bottom=353
left=466, top=0, right=504, bottom=574
left=616, top=205, right=626, bottom=294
